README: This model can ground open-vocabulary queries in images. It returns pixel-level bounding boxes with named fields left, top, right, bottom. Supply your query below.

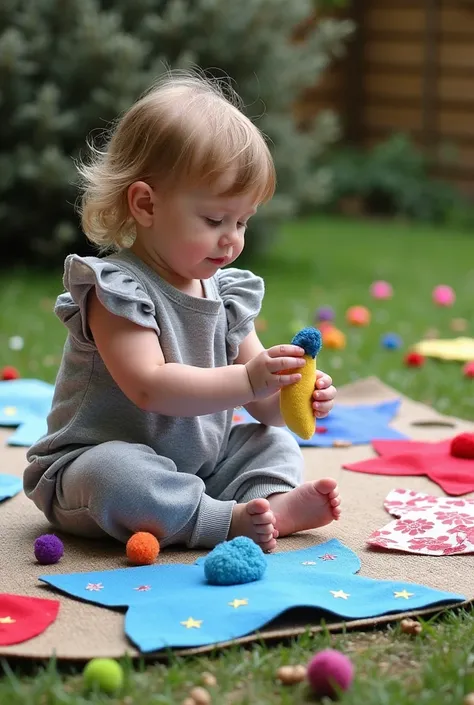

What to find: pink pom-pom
left=307, top=648, right=354, bottom=698
left=432, top=285, right=455, bottom=307
left=370, top=280, right=392, bottom=300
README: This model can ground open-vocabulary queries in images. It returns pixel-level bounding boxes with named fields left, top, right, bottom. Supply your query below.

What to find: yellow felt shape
left=280, top=327, right=322, bottom=440
left=413, top=337, right=474, bottom=362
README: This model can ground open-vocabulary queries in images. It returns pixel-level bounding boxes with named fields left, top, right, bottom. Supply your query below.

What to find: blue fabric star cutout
left=0, top=379, right=54, bottom=446
left=0, top=474, right=22, bottom=501
left=40, top=539, right=463, bottom=652
left=233, top=400, right=407, bottom=446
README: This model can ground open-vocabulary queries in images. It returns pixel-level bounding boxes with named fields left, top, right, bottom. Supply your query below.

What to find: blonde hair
left=77, top=70, right=276, bottom=251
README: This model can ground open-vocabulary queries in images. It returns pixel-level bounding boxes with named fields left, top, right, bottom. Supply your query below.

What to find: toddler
left=24, top=72, right=340, bottom=552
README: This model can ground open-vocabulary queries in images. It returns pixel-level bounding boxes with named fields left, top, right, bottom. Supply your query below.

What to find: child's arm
left=234, top=328, right=285, bottom=426
left=87, top=291, right=301, bottom=417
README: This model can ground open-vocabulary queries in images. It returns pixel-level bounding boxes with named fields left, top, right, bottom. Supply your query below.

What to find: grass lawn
left=1, top=215, right=474, bottom=703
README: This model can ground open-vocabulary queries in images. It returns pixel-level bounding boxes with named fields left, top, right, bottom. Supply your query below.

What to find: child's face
left=148, top=185, right=258, bottom=282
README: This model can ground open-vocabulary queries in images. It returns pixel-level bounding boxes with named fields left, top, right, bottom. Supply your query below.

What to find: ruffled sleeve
left=217, top=267, right=264, bottom=361
left=55, top=254, right=159, bottom=350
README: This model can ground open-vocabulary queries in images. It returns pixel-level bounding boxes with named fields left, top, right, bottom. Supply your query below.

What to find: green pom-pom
left=83, top=658, right=124, bottom=694
left=291, top=327, right=322, bottom=358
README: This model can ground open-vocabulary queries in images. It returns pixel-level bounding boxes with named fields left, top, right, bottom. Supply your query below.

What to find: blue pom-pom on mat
left=291, top=327, right=322, bottom=358
left=204, top=537, right=267, bottom=585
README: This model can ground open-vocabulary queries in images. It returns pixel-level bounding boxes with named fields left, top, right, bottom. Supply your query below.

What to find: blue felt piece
left=0, top=379, right=53, bottom=446
left=233, top=399, right=408, bottom=446
left=40, top=539, right=464, bottom=652
left=0, top=474, right=23, bottom=501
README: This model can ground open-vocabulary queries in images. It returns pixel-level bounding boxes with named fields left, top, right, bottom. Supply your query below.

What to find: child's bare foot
left=228, top=498, right=278, bottom=552
left=267, top=478, right=341, bottom=537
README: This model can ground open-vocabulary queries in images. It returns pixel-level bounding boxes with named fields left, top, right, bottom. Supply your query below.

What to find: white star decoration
left=85, top=582, right=104, bottom=592
left=394, top=590, right=414, bottom=599
left=228, top=599, right=248, bottom=608
left=302, top=561, right=317, bottom=566
left=330, top=589, right=350, bottom=600
left=0, top=616, right=15, bottom=624
left=180, top=617, right=202, bottom=629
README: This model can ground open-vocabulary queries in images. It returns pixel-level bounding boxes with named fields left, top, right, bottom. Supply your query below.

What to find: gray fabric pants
left=50, top=424, right=304, bottom=549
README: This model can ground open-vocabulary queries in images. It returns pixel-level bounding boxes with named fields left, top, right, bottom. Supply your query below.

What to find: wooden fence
left=298, top=0, right=474, bottom=196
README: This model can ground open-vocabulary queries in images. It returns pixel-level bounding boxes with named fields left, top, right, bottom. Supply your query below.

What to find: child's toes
left=259, top=536, right=277, bottom=552
left=252, top=510, right=275, bottom=525
left=330, top=496, right=341, bottom=507
left=255, top=524, right=275, bottom=538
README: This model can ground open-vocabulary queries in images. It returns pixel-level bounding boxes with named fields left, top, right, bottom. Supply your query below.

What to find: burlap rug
left=0, top=377, right=472, bottom=660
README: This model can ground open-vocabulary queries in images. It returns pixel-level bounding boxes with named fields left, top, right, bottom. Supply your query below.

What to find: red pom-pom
left=450, top=433, right=474, bottom=460
left=404, top=352, right=425, bottom=368
left=463, top=361, right=474, bottom=379
left=1, top=366, right=20, bottom=381
left=126, top=532, right=160, bottom=565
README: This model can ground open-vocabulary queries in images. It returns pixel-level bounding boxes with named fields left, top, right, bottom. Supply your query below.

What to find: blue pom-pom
left=204, top=537, right=267, bottom=586
left=381, top=333, right=402, bottom=350
left=291, top=327, right=322, bottom=358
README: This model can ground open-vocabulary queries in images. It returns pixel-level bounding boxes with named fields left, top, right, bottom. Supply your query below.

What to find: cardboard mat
left=0, top=377, right=472, bottom=660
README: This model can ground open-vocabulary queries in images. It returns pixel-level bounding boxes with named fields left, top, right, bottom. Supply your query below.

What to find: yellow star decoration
left=180, top=617, right=202, bottom=629
left=228, top=599, right=248, bottom=609
left=0, top=616, right=16, bottom=624
left=3, top=407, right=17, bottom=417
left=394, top=590, right=414, bottom=600
left=330, top=590, right=350, bottom=600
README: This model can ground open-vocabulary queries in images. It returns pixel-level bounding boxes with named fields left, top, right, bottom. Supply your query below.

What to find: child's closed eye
left=204, top=217, right=248, bottom=229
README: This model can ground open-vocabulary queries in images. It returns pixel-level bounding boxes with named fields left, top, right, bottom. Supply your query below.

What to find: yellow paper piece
left=413, top=337, right=474, bottom=362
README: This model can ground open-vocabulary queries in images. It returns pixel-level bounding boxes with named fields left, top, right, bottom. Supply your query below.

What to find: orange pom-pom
left=322, top=326, right=346, bottom=350
left=346, top=306, right=371, bottom=326
left=126, top=532, right=160, bottom=565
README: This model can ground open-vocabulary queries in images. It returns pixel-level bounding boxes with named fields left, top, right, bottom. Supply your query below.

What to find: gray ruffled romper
left=24, top=250, right=303, bottom=548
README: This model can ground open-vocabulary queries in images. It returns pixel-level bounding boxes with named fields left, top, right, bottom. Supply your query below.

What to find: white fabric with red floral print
left=368, top=488, right=474, bottom=556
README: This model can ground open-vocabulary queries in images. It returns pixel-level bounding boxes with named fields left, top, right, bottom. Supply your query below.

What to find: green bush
left=0, top=0, right=353, bottom=266
left=327, top=133, right=474, bottom=227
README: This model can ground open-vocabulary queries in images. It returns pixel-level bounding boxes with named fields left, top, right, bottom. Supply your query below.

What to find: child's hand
left=312, top=370, right=336, bottom=418
left=245, top=345, right=306, bottom=400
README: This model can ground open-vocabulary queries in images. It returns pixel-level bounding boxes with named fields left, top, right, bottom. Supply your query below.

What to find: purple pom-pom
left=34, top=534, right=64, bottom=565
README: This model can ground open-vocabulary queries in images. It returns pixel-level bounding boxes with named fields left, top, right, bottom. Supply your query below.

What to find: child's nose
left=220, top=226, right=241, bottom=246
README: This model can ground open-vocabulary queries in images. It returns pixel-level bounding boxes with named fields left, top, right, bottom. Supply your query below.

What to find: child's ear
left=128, top=181, right=155, bottom=227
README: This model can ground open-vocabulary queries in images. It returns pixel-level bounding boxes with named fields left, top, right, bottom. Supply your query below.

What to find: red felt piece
left=451, top=433, right=474, bottom=459
left=0, top=593, right=60, bottom=646
left=344, top=437, right=474, bottom=496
